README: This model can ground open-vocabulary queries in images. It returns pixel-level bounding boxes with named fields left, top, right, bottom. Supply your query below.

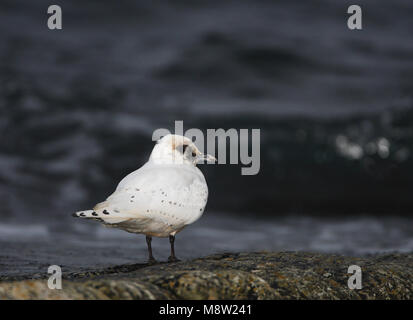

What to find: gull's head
left=149, top=134, right=216, bottom=166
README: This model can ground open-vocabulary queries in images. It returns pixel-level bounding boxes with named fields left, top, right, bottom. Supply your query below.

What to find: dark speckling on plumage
left=103, top=210, right=109, bottom=215
left=92, top=212, right=98, bottom=216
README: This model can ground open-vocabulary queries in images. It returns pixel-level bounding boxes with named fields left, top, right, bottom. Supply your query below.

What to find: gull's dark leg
left=146, top=235, right=156, bottom=263
left=168, top=234, right=180, bottom=262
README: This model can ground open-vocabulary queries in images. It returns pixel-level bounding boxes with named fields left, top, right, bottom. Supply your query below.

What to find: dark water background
left=1, top=0, right=413, bottom=276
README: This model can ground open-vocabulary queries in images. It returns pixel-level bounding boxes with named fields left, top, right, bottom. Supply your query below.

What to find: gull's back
left=93, top=162, right=209, bottom=236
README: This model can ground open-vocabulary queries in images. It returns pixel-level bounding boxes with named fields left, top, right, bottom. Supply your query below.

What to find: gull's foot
left=168, top=256, right=181, bottom=263
left=147, top=257, right=158, bottom=265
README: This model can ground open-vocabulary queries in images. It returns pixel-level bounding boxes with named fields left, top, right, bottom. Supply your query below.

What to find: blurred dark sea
left=0, top=0, right=413, bottom=272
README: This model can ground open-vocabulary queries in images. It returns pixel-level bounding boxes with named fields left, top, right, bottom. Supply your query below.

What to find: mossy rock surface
left=1, top=252, right=412, bottom=299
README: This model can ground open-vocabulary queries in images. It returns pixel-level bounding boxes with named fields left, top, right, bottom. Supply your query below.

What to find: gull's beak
left=196, top=153, right=217, bottom=164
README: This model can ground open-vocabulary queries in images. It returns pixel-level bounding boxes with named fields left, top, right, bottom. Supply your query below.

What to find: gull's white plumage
left=91, top=163, right=207, bottom=236
left=73, top=134, right=215, bottom=261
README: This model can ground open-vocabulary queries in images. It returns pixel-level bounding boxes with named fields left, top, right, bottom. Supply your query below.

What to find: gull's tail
left=72, top=209, right=104, bottom=220
left=72, top=204, right=133, bottom=224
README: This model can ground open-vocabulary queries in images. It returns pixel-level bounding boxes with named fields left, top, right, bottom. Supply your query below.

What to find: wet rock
left=0, top=252, right=412, bottom=299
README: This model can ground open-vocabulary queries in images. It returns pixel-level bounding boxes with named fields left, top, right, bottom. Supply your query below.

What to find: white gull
left=73, top=134, right=215, bottom=262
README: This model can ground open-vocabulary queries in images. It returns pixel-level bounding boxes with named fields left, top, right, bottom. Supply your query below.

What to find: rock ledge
left=0, top=252, right=411, bottom=299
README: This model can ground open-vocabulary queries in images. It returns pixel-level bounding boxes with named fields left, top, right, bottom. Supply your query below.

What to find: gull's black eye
left=177, top=144, right=196, bottom=157
left=177, top=144, right=190, bottom=154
